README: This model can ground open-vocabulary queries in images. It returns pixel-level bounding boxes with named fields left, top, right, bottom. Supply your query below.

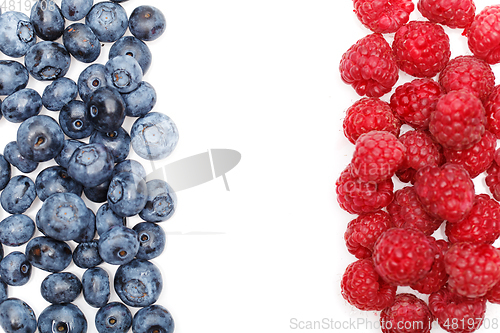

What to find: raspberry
left=353, top=0, right=414, bottom=34
left=387, top=187, right=443, bottom=236
left=390, top=78, right=444, bottom=130
left=438, top=56, right=495, bottom=102
left=380, top=293, right=433, bottom=333
left=341, top=258, right=397, bottom=311
left=350, top=131, right=405, bottom=182
left=429, top=286, right=486, bottom=333
left=443, top=131, right=496, bottom=178
left=429, top=90, right=486, bottom=150
left=414, top=164, right=475, bottom=223
left=467, top=5, right=500, bottom=64
left=486, top=151, right=500, bottom=201
left=445, top=242, right=500, bottom=298
left=392, top=21, right=451, bottom=78
left=484, top=85, right=500, bottom=139
left=373, top=228, right=435, bottom=286
left=340, top=33, right=399, bottom=98
left=486, top=280, right=500, bottom=304
left=417, top=0, right=475, bottom=29
left=336, top=165, right=394, bottom=214
left=344, top=210, right=392, bottom=259
left=445, top=194, right=500, bottom=244
left=411, top=238, right=449, bottom=294
left=343, top=98, right=401, bottom=144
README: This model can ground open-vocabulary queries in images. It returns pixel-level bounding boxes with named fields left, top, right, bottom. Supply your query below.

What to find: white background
left=2, top=0, right=500, bottom=333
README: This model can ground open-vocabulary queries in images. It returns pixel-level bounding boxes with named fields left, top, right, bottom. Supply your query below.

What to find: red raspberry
left=467, top=5, right=500, bottom=64
left=484, top=85, right=500, bottom=139
left=387, top=187, right=443, bottom=236
left=486, top=151, right=500, bottom=201
left=445, top=194, right=500, bottom=244
left=340, top=33, right=399, bottom=98
left=336, top=165, right=394, bottom=214
left=344, top=210, right=392, bottom=259
left=380, top=293, right=433, bottom=333
left=343, top=98, right=401, bottom=144
left=417, top=0, right=475, bottom=29
left=429, top=90, right=486, bottom=150
left=429, top=286, right=486, bottom=333
left=341, top=258, right=397, bottom=311
left=414, top=164, right=475, bottom=223
left=373, top=228, right=435, bottom=286
left=443, top=131, right=496, bottom=178
left=392, top=21, right=451, bottom=78
left=411, top=238, right=449, bottom=294
left=353, top=0, right=414, bottom=34
left=438, top=56, right=495, bottom=102
left=350, top=131, right=405, bottom=182
left=486, top=280, right=500, bottom=304
left=390, top=78, right=444, bottom=130
left=445, top=242, right=500, bottom=298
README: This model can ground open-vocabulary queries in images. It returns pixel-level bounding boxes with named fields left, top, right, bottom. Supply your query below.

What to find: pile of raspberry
left=338, top=1, right=500, bottom=333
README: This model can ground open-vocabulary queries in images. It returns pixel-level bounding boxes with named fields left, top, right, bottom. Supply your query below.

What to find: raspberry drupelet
left=417, top=0, right=476, bottom=29
left=380, top=293, right=433, bottom=333
left=410, top=238, right=449, bottom=294
left=467, top=5, right=500, bottom=65
left=352, top=0, right=414, bottom=34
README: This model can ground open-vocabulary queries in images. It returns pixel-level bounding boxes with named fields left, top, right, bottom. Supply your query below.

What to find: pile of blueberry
left=0, top=1, right=178, bottom=332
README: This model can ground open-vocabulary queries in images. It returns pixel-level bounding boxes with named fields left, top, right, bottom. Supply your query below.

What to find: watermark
left=0, top=0, right=55, bottom=12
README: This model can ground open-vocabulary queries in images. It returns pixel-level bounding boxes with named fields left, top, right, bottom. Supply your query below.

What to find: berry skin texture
left=341, top=258, right=396, bottom=311
left=486, top=150, right=500, bottom=201
left=352, top=0, right=414, bottom=34
left=445, top=242, right=500, bottom=298
left=380, top=293, right=432, bottom=333
left=410, top=238, right=449, bottom=294
left=344, top=210, right=392, bottom=259
left=343, top=98, right=401, bottom=144
left=350, top=131, right=405, bottom=182
left=414, top=164, right=475, bottom=223
left=467, top=5, right=500, bottom=64
left=429, top=90, right=486, bottom=150
left=336, top=165, right=394, bottom=214
left=417, top=0, right=476, bottom=29
left=392, top=21, right=451, bottom=78
left=484, top=85, right=500, bottom=139
left=429, top=286, right=486, bottom=333
left=340, top=33, right=399, bottom=98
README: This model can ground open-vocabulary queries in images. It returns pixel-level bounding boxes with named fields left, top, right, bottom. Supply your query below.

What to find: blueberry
left=73, top=240, right=103, bottom=268
left=90, top=127, right=131, bottom=163
left=108, top=172, right=148, bottom=217
left=109, top=36, right=152, bottom=74
left=59, top=100, right=94, bottom=139
left=131, top=112, right=179, bottom=160
left=0, top=175, right=36, bottom=214
left=0, top=11, right=37, bottom=58
left=82, top=267, right=110, bottom=308
left=87, top=86, right=126, bottom=132
left=132, top=305, right=174, bottom=333
left=133, top=222, right=165, bottom=260
left=83, top=178, right=111, bottom=203
left=17, top=115, right=65, bottom=162
left=114, top=259, right=162, bottom=307
left=1, top=88, right=42, bottom=123
left=0, top=60, right=29, bottom=95
left=38, top=303, right=87, bottom=333
left=61, top=0, right=94, bottom=21
left=25, top=41, right=71, bottom=81
left=0, top=281, right=7, bottom=303
left=42, top=77, right=78, bottom=111
left=25, top=236, right=72, bottom=273
left=35, top=166, right=83, bottom=201
left=96, top=202, right=126, bottom=236
left=41, top=272, right=82, bottom=304
left=55, top=139, right=85, bottom=169
left=0, top=252, right=31, bottom=286
left=122, top=81, right=156, bottom=117
left=129, top=6, right=166, bottom=42
left=0, top=243, right=3, bottom=260
left=67, top=143, right=115, bottom=188
left=37, top=192, right=89, bottom=241
left=78, top=63, right=108, bottom=102
left=73, top=208, right=96, bottom=243
left=105, top=55, right=143, bottom=93
left=0, top=299, right=37, bottom=333
left=140, top=179, right=177, bottom=223
left=99, top=225, right=139, bottom=265
left=112, top=159, right=146, bottom=179
left=4, top=141, right=38, bottom=173
left=0, top=154, right=11, bottom=191
left=30, top=0, right=65, bottom=41
left=86, top=2, right=128, bottom=43
left=0, top=214, right=35, bottom=246
left=95, top=302, right=132, bottom=333
left=63, top=23, right=101, bottom=63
